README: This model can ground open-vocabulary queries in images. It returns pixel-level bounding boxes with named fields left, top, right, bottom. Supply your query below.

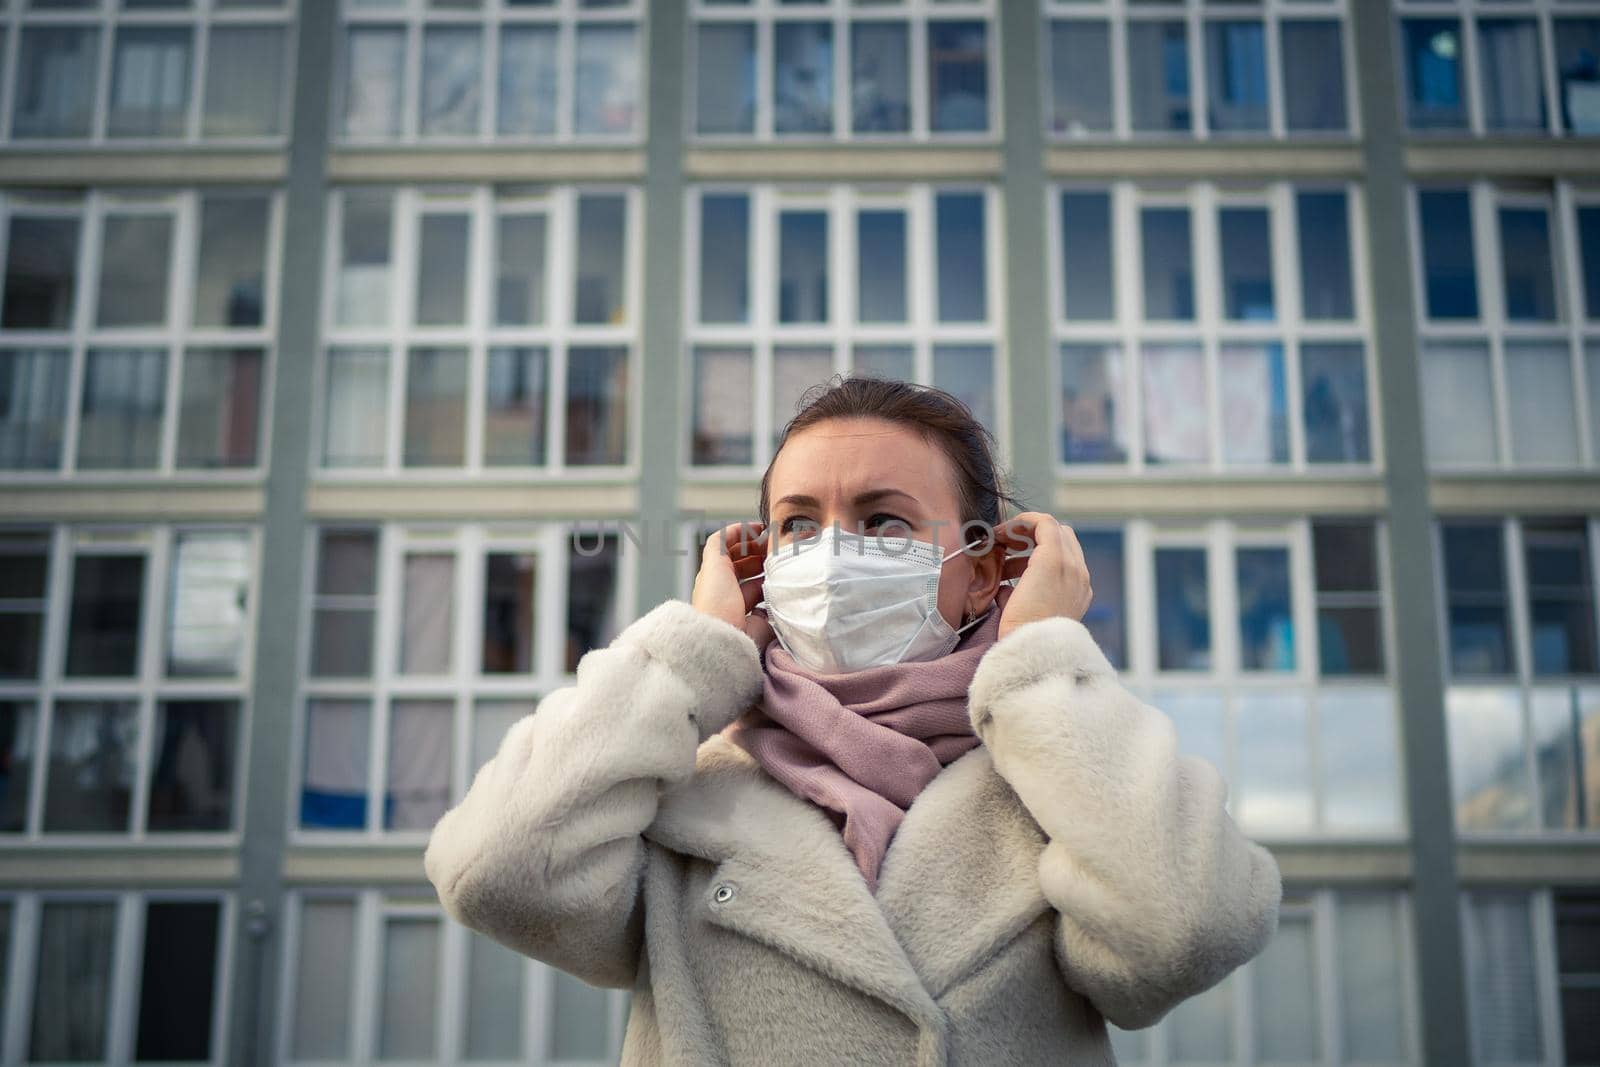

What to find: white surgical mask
left=739, top=525, right=992, bottom=674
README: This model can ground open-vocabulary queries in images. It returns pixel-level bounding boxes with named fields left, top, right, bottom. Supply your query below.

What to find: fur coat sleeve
left=966, top=612, right=1284, bottom=1032
left=422, top=598, right=764, bottom=988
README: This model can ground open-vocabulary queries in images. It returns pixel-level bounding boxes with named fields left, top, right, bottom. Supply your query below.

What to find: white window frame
left=1459, top=887, right=1573, bottom=1067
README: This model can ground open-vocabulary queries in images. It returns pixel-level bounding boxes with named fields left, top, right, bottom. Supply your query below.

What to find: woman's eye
left=779, top=517, right=818, bottom=535
left=864, top=512, right=909, bottom=531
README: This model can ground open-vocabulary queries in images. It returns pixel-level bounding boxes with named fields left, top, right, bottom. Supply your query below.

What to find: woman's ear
left=965, top=538, right=1004, bottom=616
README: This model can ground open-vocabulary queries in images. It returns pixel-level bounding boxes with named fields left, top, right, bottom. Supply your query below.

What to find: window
left=319, top=186, right=636, bottom=474
left=0, top=524, right=254, bottom=841
left=4, top=0, right=290, bottom=143
left=685, top=185, right=1001, bottom=469
left=296, top=521, right=632, bottom=838
left=1045, top=0, right=1352, bottom=140
left=336, top=0, right=641, bottom=143
left=0, top=190, right=278, bottom=475
left=692, top=0, right=995, bottom=140
left=1052, top=182, right=1373, bottom=472
left=284, top=888, right=624, bottom=1064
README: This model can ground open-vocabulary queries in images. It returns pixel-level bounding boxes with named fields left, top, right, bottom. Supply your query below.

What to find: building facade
left=0, top=0, right=1597, bottom=1062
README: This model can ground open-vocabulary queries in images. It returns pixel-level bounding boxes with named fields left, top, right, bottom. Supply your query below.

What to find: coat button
left=712, top=883, right=735, bottom=904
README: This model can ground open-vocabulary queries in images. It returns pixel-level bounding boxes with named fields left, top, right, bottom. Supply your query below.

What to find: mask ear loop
left=941, top=532, right=998, bottom=638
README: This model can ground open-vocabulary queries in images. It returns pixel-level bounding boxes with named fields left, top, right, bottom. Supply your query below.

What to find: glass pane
left=1253, top=912, right=1319, bottom=1058
left=1236, top=690, right=1312, bottom=832
left=1448, top=687, right=1533, bottom=830
left=1464, top=892, right=1543, bottom=1060
left=1205, top=20, right=1268, bottom=132
left=0, top=348, right=69, bottom=469
left=1297, top=190, right=1353, bottom=320
left=135, top=901, right=220, bottom=1061
left=420, top=27, right=481, bottom=136
left=1338, top=893, right=1408, bottom=1060
left=564, top=345, right=628, bottom=465
left=323, top=347, right=390, bottom=468
left=1403, top=19, right=1466, bottom=130
left=108, top=27, right=192, bottom=138
left=566, top=531, right=620, bottom=670
left=1479, top=19, right=1546, bottom=132
left=1302, top=342, right=1370, bottom=465
left=0, top=537, right=50, bottom=677
left=466, top=933, right=524, bottom=1060
left=1524, top=518, right=1598, bottom=676
left=574, top=194, right=627, bottom=325
left=778, top=211, right=828, bottom=323
left=857, top=209, right=907, bottom=323
left=483, top=552, right=536, bottom=673
left=166, top=530, right=249, bottom=677
left=178, top=346, right=263, bottom=468
left=484, top=345, right=548, bottom=466
left=936, top=192, right=986, bottom=322
left=1499, top=206, right=1558, bottom=322
left=203, top=25, right=285, bottom=137
left=404, top=346, right=468, bottom=467
left=775, top=21, right=832, bottom=134
left=928, top=21, right=987, bottom=132
left=1236, top=546, right=1294, bottom=670
left=1220, top=341, right=1288, bottom=464
left=147, top=699, right=236, bottom=831
left=1141, top=343, right=1207, bottom=464
left=3, top=216, right=80, bottom=329
left=851, top=343, right=912, bottom=381
left=472, top=700, right=530, bottom=771
left=337, top=192, right=393, bottom=327
left=1556, top=894, right=1600, bottom=1063
left=551, top=969, right=611, bottom=1060
left=379, top=916, right=443, bottom=1060
left=1281, top=20, right=1346, bottom=131
left=44, top=699, right=138, bottom=832
left=98, top=214, right=172, bottom=327
left=1059, top=190, right=1113, bottom=320
left=77, top=347, right=166, bottom=469
left=693, top=345, right=754, bottom=465
left=1444, top=523, right=1511, bottom=676
left=1155, top=546, right=1210, bottom=670
left=1049, top=20, right=1112, bottom=135
left=700, top=194, right=749, bottom=324
left=1128, top=21, right=1190, bottom=132
left=1419, top=189, right=1478, bottom=319
left=496, top=214, right=548, bottom=326
left=31, top=901, right=116, bottom=1061
left=1218, top=207, right=1273, bottom=321
left=1555, top=19, right=1600, bottom=135
left=65, top=554, right=145, bottom=676
left=852, top=21, right=910, bottom=133
left=933, top=344, right=994, bottom=432
left=1061, top=342, right=1126, bottom=464
left=400, top=553, right=455, bottom=674
left=194, top=196, right=269, bottom=328
left=14, top=27, right=101, bottom=138
left=312, top=526, right=375, bottom=610
left=1140, top=207, right=1193, bottom=320
left=697, top=23, right=756, bottom=134
left=1580, top=206, right=1600, bottom=319
left=1321, top=689, right=1403, bottom=831
left=499, top=26, right=558, bottom=135
left=1532, top=688, right=1582, bottom=829
left=0, top=701, right=37, bottom=831
left=773, top=346, right=833, bottom=450
left=1422, top=341, right=1496, bottom=466
left=300, top=699, right=371, bottom=829
left=292, top=899, right=356, bottom=1059
left=342, top=27, right=405, bottom=138
left=415, top=214, right=470, bottom=326
left=1505, top=342, right=1578, bottom=465
left=1077, top=530, right=1125, bottom=668
left=1151, top=689, right=1227, bottom=778
left=573, top=25, right=638, bottom=135
left=1166, top=975, right=1232, bottom=1061
left=387, top=700, right=452, bottom=830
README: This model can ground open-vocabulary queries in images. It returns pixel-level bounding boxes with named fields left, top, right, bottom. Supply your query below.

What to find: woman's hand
left=992, top=512, right=1093, bottom=640
left=691, top=521, right=776, bottom=648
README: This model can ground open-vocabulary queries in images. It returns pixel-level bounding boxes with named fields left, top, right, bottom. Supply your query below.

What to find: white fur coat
left=424, top=598, right=1282, bottom=1066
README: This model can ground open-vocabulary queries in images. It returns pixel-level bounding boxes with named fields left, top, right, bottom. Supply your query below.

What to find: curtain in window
left=31, top=902, right=116, bottom=1061
left=1464, top=892, right=1544, bottom=1061
left=0, top=348, right=67, bottom=468
left=1479, top=20, right=1545, bottom=131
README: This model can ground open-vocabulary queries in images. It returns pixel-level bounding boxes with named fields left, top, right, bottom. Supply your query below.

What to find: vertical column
left=637, top=0, right=690, bottom=608
left=226, top=2, right=337, bottom=1063
left=998, top=0, right=1055, bottom=512
left=1350, top=0, right=1472, bottom=1062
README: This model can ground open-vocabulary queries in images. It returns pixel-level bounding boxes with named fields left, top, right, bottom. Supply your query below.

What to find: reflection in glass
left=1205, top=21, right=1268, bottom=132
left=65, top=554, right=145, bottom=677
left=1320, top=690, right=1402, bottom=831
left=1478, top=19, right=1545, bottom=132
left=484, top=345, right=548, bottom=466
left=700, top=194, right=750, bottom=324
left=194, top=196, right=269, bottom=327
left=1128, top=21, right=1190, bottom=132
left=1059, top=191, right=1113, bottom=320
left=1140, top=207, right=1193, bottom=320
left=499, top=26, right=559, bottom=135
left=1235, top=691, right=1312, bottom=833
left=566, top=531, right=620, bottom=670
left=312, top=529, right=378, bottom=677
left=1141, top=343, right=1207, bottom=464
left=1444, top=523, right=1511, bottom=676
left=483, top=554, right=537, bottom=674
left=565, top=345, right=628, bottom=465
left=935, top=192, right=986, bottom=322
left=420, top=27, right=481, bottom=136
left=147, top=700, right=236, bottom=831
left=852, top=21, right=910, bottom=133
left=1419, top=189, right=1477, bottom=318
left=1218, top=207, right=1273, bottom=321
left=1296, top=191, right=1353, bottom=320
left=0, top=702, right=36, bottom=831
left=574, top=194, right=627, bottom=324
left=779, top=211, right=828, bottom=323
left=108, top=27, right=192, bottom=138
left=933, top=344, right=994, bottom=432
left=693, top=346, right=754, bottom=465
left=1155, top=546, right=1210, bottom=670
left=1523, top=518, right=1597, bottom=676
left=857, top=209, right=907, bottom=323
left=1498, top=207, right=1557, bottom=322
left=1060, top=342, right=1125, bottom=464
left=1555, top=18, right=1600, bottom=135
left=775, top=21, right=832, bottom=134
left=1447, top=687, right=1532, bottom=830
left=337, top=192, right=393, bottom=327
left=44, top=700, right=138, bottom=832
left=1236, top=546, right=1294, bottom=670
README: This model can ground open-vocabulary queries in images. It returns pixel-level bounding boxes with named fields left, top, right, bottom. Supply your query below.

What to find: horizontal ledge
left=1406, top=140, right=1600, bottom=178
left=1264, top=843, right=1414, bottom=884
left=305, top=481, right=641, bottom=519
left=1052, top=477, right=1388, bottom=515
left=283, top=847, right=429, bottom=886
left=1046, top=143, right=1364, bottom=179
left=0, top=849, right=239, bottom=887
left=1431, top=476, right=1600, bottom=513
left=0, top=485, right=265, bottom=521
left=0, top=149, right=286, bottom=186
left=685, top=146, right=1003, bottom=180
left=1457, top=841, right=1600, bottom=884
left=327, top=148, right=646, bottom=183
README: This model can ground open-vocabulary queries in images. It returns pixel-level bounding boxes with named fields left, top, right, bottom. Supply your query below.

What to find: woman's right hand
left=692, top=520, right=775, bottom=648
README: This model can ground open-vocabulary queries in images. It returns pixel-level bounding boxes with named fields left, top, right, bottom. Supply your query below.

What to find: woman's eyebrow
left=773, top=489, right=918, bottom=509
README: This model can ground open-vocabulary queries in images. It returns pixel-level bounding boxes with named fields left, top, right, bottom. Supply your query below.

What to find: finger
left=991, top=511, right=1050, bottom=552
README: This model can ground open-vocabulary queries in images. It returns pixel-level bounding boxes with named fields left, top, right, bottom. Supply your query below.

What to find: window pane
left=1590, top=343, right=1600, bottom=462
left=97, top=214, right=172, bottom=327
left=778, top=210, right=828, bottom=323
left=1419, top=189, right=1478, bottom=319
left=1339, top=893, right=1408, bottom=1060
left=387, top=700, right=452, bottom=830
left=1253, top=911, right=1319, bottom=1058
left=483, top=552, right=536, bottom=673
left=1555, top=19, right=1600, bottom=135
left=1444, top=523, right=1512, bottom=676
left=1061, top=342, right=1126, bottom=464
left=108, top=27, right=192, bottom=138
left=77, top=347, right=165, bottom=469
left=1153, top=689, right=1227, bottom=781
left=551, top=970, right=611, bottom=1060
left=420, top=27, right=481, bottom=136
left=1555, top=892, right=1600, bottom=1063
left=1140, top=207, right=1193, bottom=320
left=1422, top=341, right=1496, bottom=466
left=404, top=345, right=468, bottom=467
left=135, top=901, right=219, bottom=1061
left=1499, top=206, right=1558, bottom=322
left=1403, top=19, right=1466, bottom=130
left=697, top=23, right=756, bottom=134
left=166, top=531, right=249, bottom=677
left=292, top=899, right=356, bottom=1059
left=775, top=21, right=832, bottom=134
left=1297, top=190, right=1353, bottom=320
left=400, top=553, right=454, bottom=674
left=147, top=699, right=237, bottom=831
left=203, top=25, right=286, bottom=137
left=1580, top=206, right=1600, bottom=320
left=1059, top=190, right=1113, bottom=320
left=1220, top=342, right=1287, bottom=464
left=1301, top=342, right=1369, bottom=465
left=1219, top=207, right=1273, bottom=321
left=1505, top=342, right=1578, bottom=466
left=565, top=345, right=628, bottom=465
left=1236, top=546, right=1294, bottom=670
left=1321, top=690, right=1402, bottom=830
left=415, top=214, right=469, bottom=326
left=1128, top=21, right=1190, bottom=132
left=1464, top=892, right=1543, bottom=1059
left=466, top=933, right=524, bottom=1060
left=1282, top=21, right=1346, bottom=131
left=852, top=21, right=910, bottom=133
left=1448, top=688, right=1533, bottom=829
left=2, top=216, right=80, bottom=329
left=573, top=25, right=638, bottom=135
left=484, top=345, right=547, bottom=466
left=498, top=26, right=558, bottom=135
left=1532, top=688, right=1583, bottom=829
left=323, top=346, right=390, bottom=468
left=0, top=701, right=37, bottom=831
left=566, top=530, right=620, bottom=670
left=342, top=27, right=405, bottom=138
left=0, top=536, right=50, bottom=679
left=851, top=343, right=912, bottom=381
left=936, top=192, right=986, bottom=322
left=14, top=27, right=101, bottom=138
left=1048, top=20, right=1112, bottom=135
left=574, top=194, right=627, bottom=324
left=700, top=194, right=749, bottom=324
left=1155, top=546, right=1210, bottom=670
left=773, top=345, right=833, bottom=450
left=933, top=344, right=994, bottom=432
left=301, top=699, right=370, bottom=829
left=65, top=554, right=145, bottom=676
left=473, top=700, right=530, bottom=771
left=30, top=901, right=116, bottom=1061
left=1077, top=530, right=1124, bottom=669
left=693, top=345, right=754, bottom=465
left=1235, top=690, right=1311, bottom=832
left=928, top=21, right=987, bottom=132
left=312, top=529, right=377, bottom=677
left=857, top=209, right=907, bottom=323
left=0, top=348, right=69, bottom=469
left=177, top=346, right=262, bottom=469
left=1524, top=518, right=1598, bottom=676
left=1142, top=342, right=1207, bottom=464
left=337, top=193, right=393, bottom=327
left=44, top=699, right=138, bottom=832
left=1205, top=21, right=1268, bottom=132
left=194, top=196, right=269, bottom=327
left=1167, top=976, right=1233, bottom=1061
left=1478, top=19, right=1546, bottom=132
left=1313, top=519, right=1383, bottom=671
left=496, top=213, right=548, bottom=326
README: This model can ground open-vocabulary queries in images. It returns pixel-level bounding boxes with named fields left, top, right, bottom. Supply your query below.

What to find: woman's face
left=766, top=415, right=1003, bottom=630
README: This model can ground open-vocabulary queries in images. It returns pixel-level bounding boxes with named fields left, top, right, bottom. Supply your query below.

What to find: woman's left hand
left=991, top=512, right=1093, bottom=640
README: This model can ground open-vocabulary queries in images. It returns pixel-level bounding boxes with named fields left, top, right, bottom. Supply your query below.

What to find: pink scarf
left=723, top=603, right=1001, bottom=893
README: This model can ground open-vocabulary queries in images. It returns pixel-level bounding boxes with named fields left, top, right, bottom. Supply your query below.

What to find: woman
left=425, top=377, right=1282, bottom=1066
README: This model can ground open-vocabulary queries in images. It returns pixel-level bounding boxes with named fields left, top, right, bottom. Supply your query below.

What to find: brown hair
left=758, top=375, right=1020, bottom=535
